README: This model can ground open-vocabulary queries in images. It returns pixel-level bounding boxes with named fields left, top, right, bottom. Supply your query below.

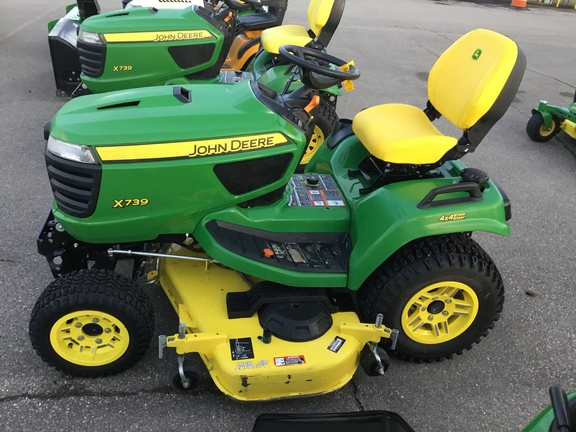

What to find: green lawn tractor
left=249, top=385, right=575, bottom=431
left=523, top=387, right=576, bottom=432
left=30, top=28, right=525, bottom=401
left=48, top=0, right=289, bottom=96
left=526, top=89, right=576, bottom=142
left=48, top=0, right=345, bottom=168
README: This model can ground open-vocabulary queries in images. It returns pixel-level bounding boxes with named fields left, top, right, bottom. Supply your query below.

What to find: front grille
left=46, top=151, right=102, bottom=218
left=78, top=40, right=106, bottom=78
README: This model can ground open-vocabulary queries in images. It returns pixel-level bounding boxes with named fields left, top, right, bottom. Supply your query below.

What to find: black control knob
left=305, top=176, right=319, bottom=187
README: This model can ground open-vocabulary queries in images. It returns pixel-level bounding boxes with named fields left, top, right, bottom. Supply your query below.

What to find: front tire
left=526, top=112, right=561, bottom=142
left=357, top=234, right=504, bottom=362
left=29, top=269, right=155, bottom=377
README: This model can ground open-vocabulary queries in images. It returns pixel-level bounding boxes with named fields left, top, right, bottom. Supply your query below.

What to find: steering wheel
left=278, top=45, right=360, bottom=82
left=222, top=0, right=254, bottom=11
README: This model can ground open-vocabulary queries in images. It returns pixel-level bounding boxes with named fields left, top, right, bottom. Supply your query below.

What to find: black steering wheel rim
left=278, top=45, right=360, bottom=81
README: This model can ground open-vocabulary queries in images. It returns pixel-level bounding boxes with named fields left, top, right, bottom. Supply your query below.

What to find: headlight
left=78, top=30, right=105, bottom=45
left=47, top=136, right=98, bottom=164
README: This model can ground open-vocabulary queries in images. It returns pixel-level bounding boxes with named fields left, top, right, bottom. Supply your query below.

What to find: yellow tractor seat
left=353, top=104, right=458, bottom=165
left=261, top=25, right=313, bottom=54
left=261, top=0, right=345, bottom=54
left=353, top=28, right=526, bottom=167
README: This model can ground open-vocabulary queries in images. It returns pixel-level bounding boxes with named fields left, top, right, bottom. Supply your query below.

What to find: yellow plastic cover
left=352, top=104, right=458, bottom=164
left=261, top=25, right=312, bottom=54
left=307, top=0, right=335, bottom=37
left=428, top=28, right=519, bottom=130
left=260, top=0, right=336, bottom=54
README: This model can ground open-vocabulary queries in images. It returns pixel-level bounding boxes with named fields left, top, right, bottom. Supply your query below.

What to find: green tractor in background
left=248, top=386, right=575, bottom=430
left=48, top=0, right=289, bottom=96
left=48, top=0, right=346, bottom=170
left=30, top=28, right=525, bottom=400
left=523, top=387, right=576, bottom=432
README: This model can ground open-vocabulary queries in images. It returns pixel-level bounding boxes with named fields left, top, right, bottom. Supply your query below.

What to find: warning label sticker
left=274, top=355, right=306, bottom=367
left=288, top=174, right=346, bottom=207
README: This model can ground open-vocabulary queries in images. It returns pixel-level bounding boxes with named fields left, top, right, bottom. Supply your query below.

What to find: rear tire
left=357, top=234, right=504, bottom=362
left=29, top=269, right=154, bottom=377
left=526, top=112, right=561, bottom=142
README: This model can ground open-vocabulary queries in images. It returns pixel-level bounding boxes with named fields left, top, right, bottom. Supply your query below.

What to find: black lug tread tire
left=169, top=361, right=202, bottom=390
left=526, top=112, right=561, bottom=142
left=357, top=234, right=504, bottom=363
left=29, top=269, right=155, bottom=377
left=296, top=101, right=338, bottom=173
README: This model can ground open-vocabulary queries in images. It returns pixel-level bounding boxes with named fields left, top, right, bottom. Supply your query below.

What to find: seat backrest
left=307, top=0, right=345, bottom=47
left=428, top=28, right=526, bottom=148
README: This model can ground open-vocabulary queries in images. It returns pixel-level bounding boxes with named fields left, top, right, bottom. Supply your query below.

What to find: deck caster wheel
left=169, top=360, right=202, bottom=390
left=360, top=345, right=391, bottom=376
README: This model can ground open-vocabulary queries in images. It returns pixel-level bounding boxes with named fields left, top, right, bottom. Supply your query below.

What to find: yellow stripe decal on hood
left=103, top=30, right=214, bottom=43
left=96, top=133, right=290, bottom=162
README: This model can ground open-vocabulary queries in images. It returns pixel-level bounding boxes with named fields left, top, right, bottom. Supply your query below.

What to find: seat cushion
left=352, top=104, right=458, bottom=165
left=261, top=25, right=313, bottom=54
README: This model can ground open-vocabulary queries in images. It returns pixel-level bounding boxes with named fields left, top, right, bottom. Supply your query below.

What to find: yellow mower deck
left=158, top=245, right=391, bottom=401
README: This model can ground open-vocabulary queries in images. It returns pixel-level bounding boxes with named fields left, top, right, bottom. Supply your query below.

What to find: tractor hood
left=49, top=80, right=303, bottom=150
left=80, top=6, right=220, bottom=36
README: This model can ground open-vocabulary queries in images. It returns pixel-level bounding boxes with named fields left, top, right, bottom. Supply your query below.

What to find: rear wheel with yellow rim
left=358, top=234, right=504, bottom=362
left=29, top=269, right=154, bottom=377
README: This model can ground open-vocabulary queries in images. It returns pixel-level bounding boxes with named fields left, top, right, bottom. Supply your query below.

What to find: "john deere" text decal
left=103, top=30, right=213, bottom=44
left=96, top=133, right=290, bottom=162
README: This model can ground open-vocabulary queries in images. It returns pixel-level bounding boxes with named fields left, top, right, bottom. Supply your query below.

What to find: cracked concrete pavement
left=1, top=0, right=576, bottom=430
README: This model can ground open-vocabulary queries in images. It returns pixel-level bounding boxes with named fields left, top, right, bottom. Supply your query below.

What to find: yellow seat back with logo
left=353, top=29, right=526, bottom=165
left=261, top=0, right=345, bottom=54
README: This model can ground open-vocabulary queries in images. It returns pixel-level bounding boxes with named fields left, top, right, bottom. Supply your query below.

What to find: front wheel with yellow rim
left=29, top=269, right=154, bottom=377
left=357, top=234, right=504, bottom=362
left=296, top=101, right=337, bottom=173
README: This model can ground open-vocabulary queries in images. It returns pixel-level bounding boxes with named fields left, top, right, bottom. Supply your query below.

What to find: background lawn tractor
left=48, top=0, right=289, bottom=96
left=526, top=89, right=576, bottom=142
left=248, top=385, right=576, bottom=431
left=48, top=0, right=346, bottom=169
left=30, top=29, right=525, bottom=401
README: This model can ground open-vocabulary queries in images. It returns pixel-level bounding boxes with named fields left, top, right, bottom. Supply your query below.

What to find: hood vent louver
left=173, top=86, right=191, bottom=103
left=97, top=100, right=141, bottom=110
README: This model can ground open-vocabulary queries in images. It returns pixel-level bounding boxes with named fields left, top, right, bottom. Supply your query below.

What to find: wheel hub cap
left=401, top=282, right=479, bottom=344
left=50, top=310, right=130, bottom=367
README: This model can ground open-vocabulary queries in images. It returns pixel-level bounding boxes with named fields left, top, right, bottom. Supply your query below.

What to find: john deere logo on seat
left=472, top=49, right=482, bottom=60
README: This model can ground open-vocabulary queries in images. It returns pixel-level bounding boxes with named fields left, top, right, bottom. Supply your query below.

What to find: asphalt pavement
left=1, top=0, right=576, bottom=431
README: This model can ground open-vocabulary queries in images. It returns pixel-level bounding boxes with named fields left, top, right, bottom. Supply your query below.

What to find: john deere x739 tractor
left=30, top=29, right=525, bottom=401
left=48, top=0, right=290, bottom=96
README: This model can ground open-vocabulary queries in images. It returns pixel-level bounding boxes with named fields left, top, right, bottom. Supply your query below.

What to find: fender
left=345, top=178, right=510, bottom=290
left=316, top=134, right=511, bottom=291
